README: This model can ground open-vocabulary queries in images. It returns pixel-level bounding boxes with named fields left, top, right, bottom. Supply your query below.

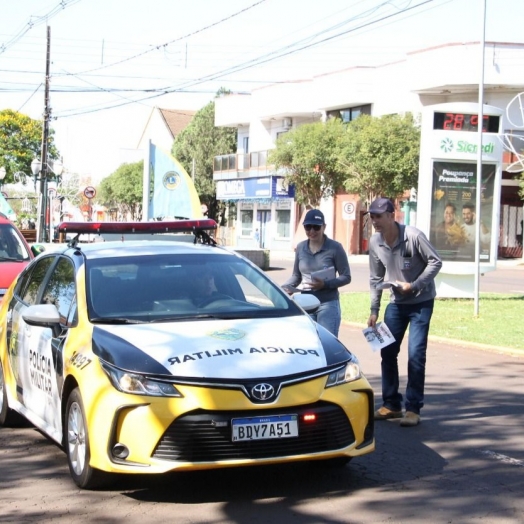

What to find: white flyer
left=362, top=322, right=396, bottom=352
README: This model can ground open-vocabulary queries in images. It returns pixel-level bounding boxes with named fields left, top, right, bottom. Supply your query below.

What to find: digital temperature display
left=433, top=112, right=500, bottom=133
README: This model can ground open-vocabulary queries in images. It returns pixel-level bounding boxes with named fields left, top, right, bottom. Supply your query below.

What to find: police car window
left=20, top=256, right=55, bottom=305
left=41, top=257, right=76, bottom=324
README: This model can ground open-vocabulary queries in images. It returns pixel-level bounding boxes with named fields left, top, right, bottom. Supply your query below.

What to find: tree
left=97, top=161, right=143, bottom=220
left=338, top=113, right=420, bottom=204
left=172, top=96, right=237, bottom=223
left=0, top=109, right=59, bottom=184
left=268, top=119, right=348, bottom=207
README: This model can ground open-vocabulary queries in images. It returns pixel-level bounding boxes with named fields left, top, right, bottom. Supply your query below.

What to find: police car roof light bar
left=57, top=219, right=218, bottom=235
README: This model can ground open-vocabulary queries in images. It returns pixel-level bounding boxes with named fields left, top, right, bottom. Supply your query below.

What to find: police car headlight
left=101, top=362, right=183, bottom=397
left=325, top=360, right=361, bottom=388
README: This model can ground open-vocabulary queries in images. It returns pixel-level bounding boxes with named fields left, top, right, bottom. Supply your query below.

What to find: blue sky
left=1, top=0, right=523, bottom=180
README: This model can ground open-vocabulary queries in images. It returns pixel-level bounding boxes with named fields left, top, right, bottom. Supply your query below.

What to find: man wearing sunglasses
left=367, top=198, right=442, bottom=427
left=283, top=209, right=350, bottom=337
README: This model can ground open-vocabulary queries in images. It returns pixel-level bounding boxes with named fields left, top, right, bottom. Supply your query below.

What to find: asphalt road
left=0, top=257, right=523, bottom=523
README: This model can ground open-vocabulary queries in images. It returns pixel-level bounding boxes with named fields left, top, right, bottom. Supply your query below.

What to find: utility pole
left=37, top=26, right=51, bottom=243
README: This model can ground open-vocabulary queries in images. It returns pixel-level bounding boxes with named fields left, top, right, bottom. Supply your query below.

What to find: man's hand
left=395, top=281, right=413, bottom=294
left=368, top=313, right=378, bottom=328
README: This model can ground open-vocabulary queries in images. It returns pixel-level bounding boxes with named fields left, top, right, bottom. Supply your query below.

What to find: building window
left=241, top=209, right=254, bottom=236
left=276, top=209, right=291, bottom=238
left=327, top=104, right=371, bottom=123
left=243, top=136, right=249, bottom=153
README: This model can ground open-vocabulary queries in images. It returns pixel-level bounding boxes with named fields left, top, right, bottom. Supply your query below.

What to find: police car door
left=15, top=255, right=74, bottom=442
left=8, top=255, right=55, bottom=429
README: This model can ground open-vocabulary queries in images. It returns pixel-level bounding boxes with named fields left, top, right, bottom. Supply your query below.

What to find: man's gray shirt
left=369, top=224, right=442, bottom=315
left=284, top=236, right=351, bottom=303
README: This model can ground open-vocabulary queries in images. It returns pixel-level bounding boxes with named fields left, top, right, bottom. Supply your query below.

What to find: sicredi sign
left=429, top=134, right=501, bottom=161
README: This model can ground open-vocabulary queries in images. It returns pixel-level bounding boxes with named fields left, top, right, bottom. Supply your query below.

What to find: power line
left=0, top=0, right=83, bottom=54
left=54, top=0, right=439, bottom=119
left=65, top=0, right=268, bottom=77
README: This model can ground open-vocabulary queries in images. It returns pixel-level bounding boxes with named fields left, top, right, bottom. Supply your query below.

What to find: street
left=0, top=258, right=523, bottom=523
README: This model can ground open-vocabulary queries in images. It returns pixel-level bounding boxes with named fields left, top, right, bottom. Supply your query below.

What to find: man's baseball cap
left=303, top=209, right=325, bottom=226
left=367, top=198, right=395, bottom=214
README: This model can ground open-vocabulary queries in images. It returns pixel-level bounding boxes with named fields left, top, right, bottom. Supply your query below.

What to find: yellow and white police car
left=0, top=219, right=374, bottom=489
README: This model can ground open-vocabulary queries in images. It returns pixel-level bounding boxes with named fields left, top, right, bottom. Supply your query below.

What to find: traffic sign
left=342, top=201, right=356, bottom=220
left=84, top=186, right=96, bottom=199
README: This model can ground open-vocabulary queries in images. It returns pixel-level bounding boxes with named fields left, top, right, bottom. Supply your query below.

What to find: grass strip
left=340, top=292, right=524, bottom=350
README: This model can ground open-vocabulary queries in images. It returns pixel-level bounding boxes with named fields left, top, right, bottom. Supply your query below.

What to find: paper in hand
left=311, top=266, right=336, bottom=281
left=362, top=322, right=395, bottom=352
left=376, top=281, right=400, bottom=290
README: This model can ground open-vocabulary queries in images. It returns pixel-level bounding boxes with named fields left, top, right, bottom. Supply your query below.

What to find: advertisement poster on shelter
left=429, top=161, right=495, bottom=262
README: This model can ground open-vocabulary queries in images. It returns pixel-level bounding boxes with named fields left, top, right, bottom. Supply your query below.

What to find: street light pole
left=36, top=25, right=51, bottom=243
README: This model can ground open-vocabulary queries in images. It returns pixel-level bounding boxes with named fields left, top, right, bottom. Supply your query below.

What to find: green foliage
left=172, top=100, right=237, bottom=223
left=98, top=161, right=143, bottom=220
left=269, top=119, right=348, bottom=207
left=339, top=113, right=420, bottom=204
left=0, top=109, right=59, bottom=184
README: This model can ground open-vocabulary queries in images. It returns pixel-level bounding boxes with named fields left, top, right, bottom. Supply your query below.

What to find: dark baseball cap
left=303, top=209, right=325, bottom=226
left=367, top=198, right=395, bottom=214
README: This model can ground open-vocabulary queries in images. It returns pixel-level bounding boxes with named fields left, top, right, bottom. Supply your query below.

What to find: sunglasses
left=304, top=224, right=321, bottom=231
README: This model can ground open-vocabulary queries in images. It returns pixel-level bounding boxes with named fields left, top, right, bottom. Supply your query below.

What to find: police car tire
left=0, top=361, right=10, bottom=425
left=65, top=388, right=109, bottom=489
left=0, top=361, right=24, bottom=427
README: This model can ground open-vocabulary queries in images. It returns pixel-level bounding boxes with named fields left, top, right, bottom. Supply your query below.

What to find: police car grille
left=152, top=402, right=354, bottom=462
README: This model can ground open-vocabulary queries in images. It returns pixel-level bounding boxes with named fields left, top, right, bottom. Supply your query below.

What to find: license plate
left=231, top=414, right=298, bottom=442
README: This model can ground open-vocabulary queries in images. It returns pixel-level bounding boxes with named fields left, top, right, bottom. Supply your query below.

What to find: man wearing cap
left=367, top=197, right=442, bottom=427
left=283, top=208, right=350, bottom=337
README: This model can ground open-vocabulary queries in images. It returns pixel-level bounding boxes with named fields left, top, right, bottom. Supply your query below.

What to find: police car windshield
left=86, top=253, right=301, bottom=321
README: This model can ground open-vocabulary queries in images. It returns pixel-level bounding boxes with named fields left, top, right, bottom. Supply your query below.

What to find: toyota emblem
left=251, top=383, right=275, bottom=401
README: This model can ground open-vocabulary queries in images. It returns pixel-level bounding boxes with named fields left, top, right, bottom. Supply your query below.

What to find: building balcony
left=213, top=151, right=273, bottom=180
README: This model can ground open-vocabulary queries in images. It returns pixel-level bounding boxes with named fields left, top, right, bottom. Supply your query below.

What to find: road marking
left=479, top=450, right=524, bottom=467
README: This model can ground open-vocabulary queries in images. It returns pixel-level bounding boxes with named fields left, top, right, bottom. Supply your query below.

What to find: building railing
left=213, top=151, right=269, bottom=174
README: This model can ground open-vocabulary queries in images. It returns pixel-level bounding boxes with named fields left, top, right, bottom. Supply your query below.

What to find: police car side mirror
left=22, top=304, right=62, bottom=338
left=292, top=293, right=320, bottom=313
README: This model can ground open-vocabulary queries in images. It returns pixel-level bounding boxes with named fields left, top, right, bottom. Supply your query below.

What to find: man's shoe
left=400, top=411, right=420, bottom=427
left=374, top=406, right=403, bottom=420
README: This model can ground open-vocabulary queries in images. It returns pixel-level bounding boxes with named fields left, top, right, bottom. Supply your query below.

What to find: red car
left=0, top=213, right=34, bottom=303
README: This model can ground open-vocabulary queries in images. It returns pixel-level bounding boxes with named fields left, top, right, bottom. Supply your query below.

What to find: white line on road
left=479, top=450, right=524, bottom=467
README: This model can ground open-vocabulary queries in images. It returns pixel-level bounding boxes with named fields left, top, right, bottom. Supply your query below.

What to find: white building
left=214, top=41, right=524, bottom=258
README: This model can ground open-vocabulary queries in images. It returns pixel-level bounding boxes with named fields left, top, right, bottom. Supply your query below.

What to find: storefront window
left=276, top=209, right=290, bottom=238
left=241, top=209, right=254, bottom=236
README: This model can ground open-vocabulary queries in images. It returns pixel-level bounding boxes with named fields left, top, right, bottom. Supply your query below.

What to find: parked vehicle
left=0, top=212, right=34, bottom=303
left=0, top=219, right=375, bottom=489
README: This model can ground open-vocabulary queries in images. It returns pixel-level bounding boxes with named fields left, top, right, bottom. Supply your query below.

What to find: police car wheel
left=65, top=388, right=109, bottom=489
left=0, top=360, right=24, bottom=427
left=0, top=361, right=10, bottom=425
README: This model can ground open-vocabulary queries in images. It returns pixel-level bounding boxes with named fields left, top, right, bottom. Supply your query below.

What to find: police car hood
left=92, top=316, right=351, bottom=379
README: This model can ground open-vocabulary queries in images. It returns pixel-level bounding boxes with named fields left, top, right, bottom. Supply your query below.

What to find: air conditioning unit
left=282, top=117, right=292, bottom=129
